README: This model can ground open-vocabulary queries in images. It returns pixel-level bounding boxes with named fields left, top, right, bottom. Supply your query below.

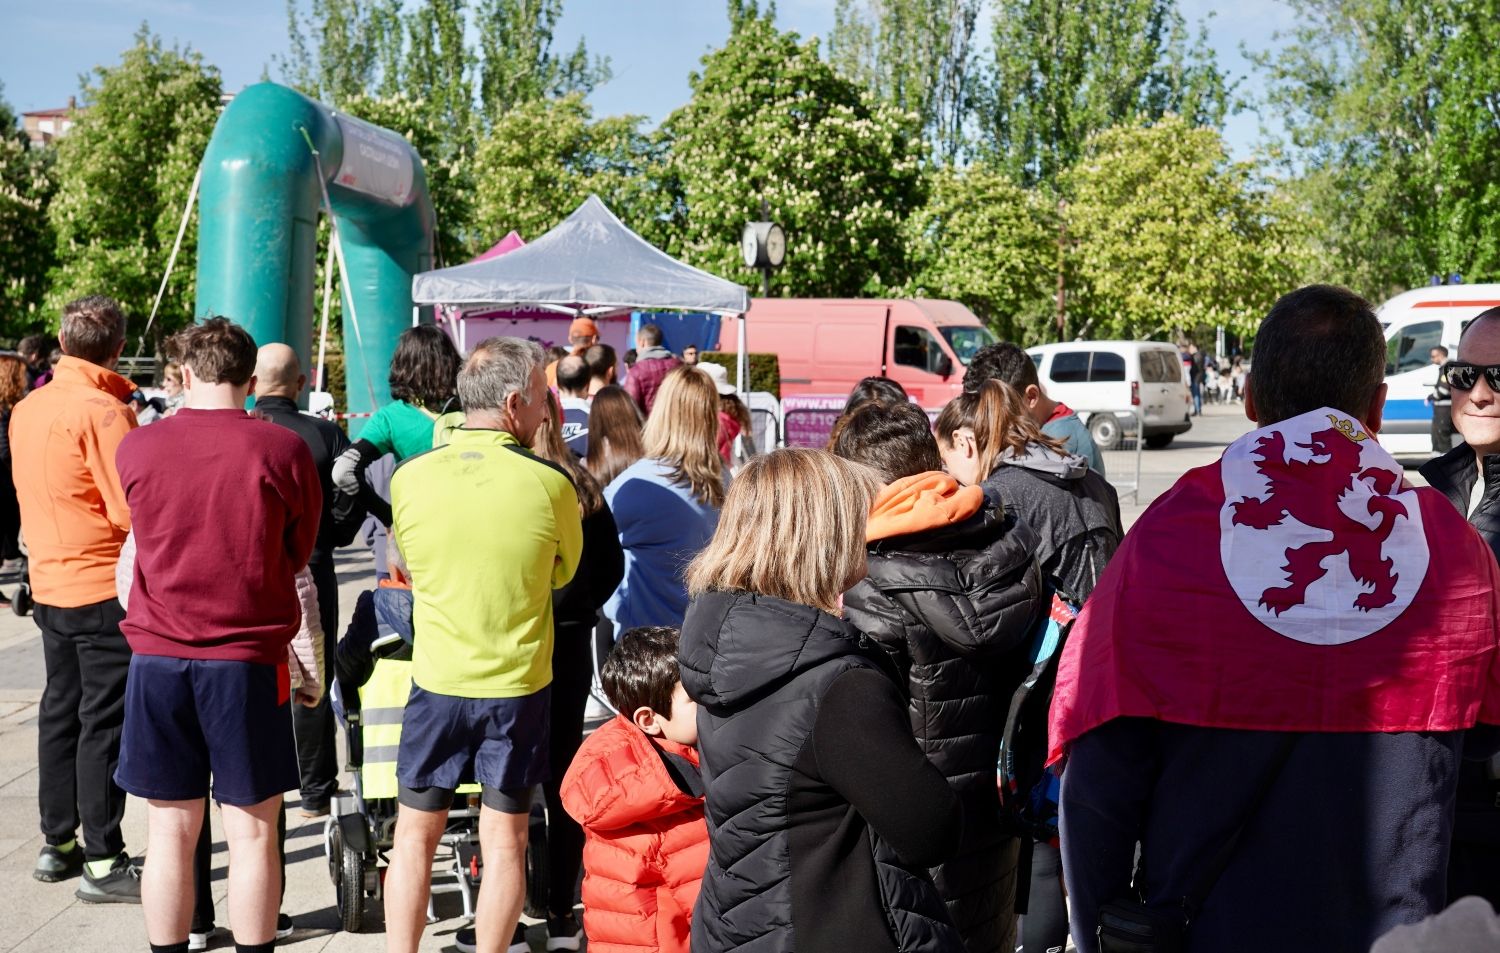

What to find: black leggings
left=543, top=621, right=594, bottom=917
left=1021, top=840, right=1069, bottom=953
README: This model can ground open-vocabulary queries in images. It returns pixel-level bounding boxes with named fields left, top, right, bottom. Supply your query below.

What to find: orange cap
left=570, top=317, right=600, bottom=339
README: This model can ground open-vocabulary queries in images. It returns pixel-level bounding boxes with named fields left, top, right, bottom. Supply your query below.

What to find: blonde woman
left=604, top=366, right=728, bottom=630
left=679, top=448, right=964, bottom=953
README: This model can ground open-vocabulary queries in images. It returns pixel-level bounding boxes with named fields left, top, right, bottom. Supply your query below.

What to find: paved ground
left=0, top=404, right=1258, bottom=952
left=1111, top=402, right=1256, bottom=526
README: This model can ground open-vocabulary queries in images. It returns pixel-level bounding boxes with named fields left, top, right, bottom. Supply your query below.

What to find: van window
left=939, top=326, right=997, bottom=364
left=894, top=325, right=947, bottom=375
left=1050, top=351, right=1091, bottom=383
left=1386, top=320, right=1443, bottom=374
left=1141, top=350, right=1180, bottom=383
left=1092, top=352, right=1126, bottom=382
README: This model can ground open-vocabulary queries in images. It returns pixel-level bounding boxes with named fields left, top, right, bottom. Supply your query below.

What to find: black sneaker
left=454, top=922, right=530, bottom=953
left=74, top=853, right=142, bottom=904
left=33, top=844, right=83, bottom=882
left=276, top=913, right=294, bottom=939
left=546, top=913, right=582, bottom=951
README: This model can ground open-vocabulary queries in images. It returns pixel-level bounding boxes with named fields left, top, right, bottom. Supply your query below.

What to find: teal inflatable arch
left=193, top=82, right=435, bottom=430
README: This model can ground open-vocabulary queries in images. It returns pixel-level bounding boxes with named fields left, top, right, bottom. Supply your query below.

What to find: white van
left=1377, top=285, right=1500, bottom=456
left=1026, top=341, right=1193, bottom=449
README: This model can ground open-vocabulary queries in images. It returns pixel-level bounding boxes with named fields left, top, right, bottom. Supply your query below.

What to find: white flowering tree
left=661, top=4, right=929, bottom=297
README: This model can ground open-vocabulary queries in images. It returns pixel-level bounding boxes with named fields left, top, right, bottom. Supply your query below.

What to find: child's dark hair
left=602, top=626, right=681, bottom=717
left=389, top=325, right=462, bottom=410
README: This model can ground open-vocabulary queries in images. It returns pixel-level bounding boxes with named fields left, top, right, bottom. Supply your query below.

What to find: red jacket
left=560, top=715, right=708, bottom=953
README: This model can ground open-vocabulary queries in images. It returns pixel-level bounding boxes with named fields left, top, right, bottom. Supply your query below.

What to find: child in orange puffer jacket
left=560, top=626, right=708, bottom=953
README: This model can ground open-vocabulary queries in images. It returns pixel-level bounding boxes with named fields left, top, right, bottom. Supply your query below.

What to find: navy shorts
left=115, top=655, right=298, bottom=807
left=396, top=685, right=549, bottom=809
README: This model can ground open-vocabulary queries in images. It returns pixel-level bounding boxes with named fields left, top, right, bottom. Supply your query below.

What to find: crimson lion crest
left=1228, top=420, right=1411, bottom=617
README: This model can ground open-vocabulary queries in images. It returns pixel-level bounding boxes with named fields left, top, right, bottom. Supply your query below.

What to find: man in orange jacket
left=11, top=295, right=139, bottom=902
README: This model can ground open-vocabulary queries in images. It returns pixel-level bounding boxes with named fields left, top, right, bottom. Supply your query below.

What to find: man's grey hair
left=457, top=337, right=546, bottom=412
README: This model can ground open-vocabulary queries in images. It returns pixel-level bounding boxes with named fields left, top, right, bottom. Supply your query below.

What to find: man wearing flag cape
left=1049, top=285, right=1500, bottom=953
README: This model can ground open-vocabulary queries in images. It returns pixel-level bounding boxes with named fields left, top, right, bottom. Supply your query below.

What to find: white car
left=1026, top=341, right=1194, bottom=449
left=1376, top=284, right=1500, bottom=457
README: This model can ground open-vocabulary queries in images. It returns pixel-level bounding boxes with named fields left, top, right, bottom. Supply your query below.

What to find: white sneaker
left=187, top=928, right=215, bottom=952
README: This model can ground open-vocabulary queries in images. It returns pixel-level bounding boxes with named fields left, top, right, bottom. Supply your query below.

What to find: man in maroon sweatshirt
left=114, top=318, right=321, bottom=953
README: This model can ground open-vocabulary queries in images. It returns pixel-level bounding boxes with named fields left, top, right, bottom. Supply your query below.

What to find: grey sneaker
left=75, top=853, right=142, bottom=904
left=33, top=844, right=84, bottom=883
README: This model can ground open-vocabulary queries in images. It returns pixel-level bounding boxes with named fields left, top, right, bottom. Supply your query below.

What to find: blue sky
left=0, top=0, right=1296, bottom=158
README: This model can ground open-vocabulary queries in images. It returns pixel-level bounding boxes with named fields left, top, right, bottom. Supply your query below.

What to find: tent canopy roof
left=412, top=195, right=750, bottom=316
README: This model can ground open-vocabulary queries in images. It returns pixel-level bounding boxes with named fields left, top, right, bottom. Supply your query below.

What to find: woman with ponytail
left=935, top=379, right=1121, bottom=606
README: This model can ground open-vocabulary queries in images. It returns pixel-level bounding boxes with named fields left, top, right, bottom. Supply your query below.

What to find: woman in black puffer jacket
left=834, top=400, right=1045, bottom=953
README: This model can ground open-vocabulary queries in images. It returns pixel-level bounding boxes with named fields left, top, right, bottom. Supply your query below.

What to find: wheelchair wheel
left=330, top=822, right=366, bottom=933
left=523, top=802, right=549, bottom=919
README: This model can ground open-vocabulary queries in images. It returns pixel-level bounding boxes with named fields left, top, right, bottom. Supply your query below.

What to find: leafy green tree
left=827, top=0, right=984, bottom=162
left=1061, top=115, right=1309, bottom=340
left=902, top=167, right=1058, bottom=344
left=1255, top=0, right=1500, bottom=297
left=45, top=27, right=222, bottom=336
left=662, top=7, right=928, bottom=297
left=980, top=0, right=1231, bottom=187
left=471, top=93, right=667, bottom=244
left=280, top=0, right=403, bottom=106
left=0, top=84, right=58, bottom=332
left=475, top=0, right=611, bottom=124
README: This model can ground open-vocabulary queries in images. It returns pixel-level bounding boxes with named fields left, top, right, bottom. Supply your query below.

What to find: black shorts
left=115, top=655, right=298, bottom=806
left=395, top=684, right=549, bottom=814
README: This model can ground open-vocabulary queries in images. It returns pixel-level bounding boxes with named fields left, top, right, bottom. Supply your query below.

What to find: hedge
left=700, top=351, right=782, bottom=396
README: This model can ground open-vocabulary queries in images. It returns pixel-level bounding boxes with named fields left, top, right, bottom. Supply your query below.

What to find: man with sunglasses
left=1419, top=308, right=1500, bottom=910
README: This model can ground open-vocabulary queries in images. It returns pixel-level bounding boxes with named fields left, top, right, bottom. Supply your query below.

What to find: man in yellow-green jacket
left=382, top=336, right=582, bottom=953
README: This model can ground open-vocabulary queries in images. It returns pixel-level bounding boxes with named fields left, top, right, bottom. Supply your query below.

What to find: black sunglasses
left=1443, top=361, right=1500, bottom=391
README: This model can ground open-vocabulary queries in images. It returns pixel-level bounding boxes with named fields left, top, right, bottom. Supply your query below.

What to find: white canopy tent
left=412, top=195, right=752, bottom=390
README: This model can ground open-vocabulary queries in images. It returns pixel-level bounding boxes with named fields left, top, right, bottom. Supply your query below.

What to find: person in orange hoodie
left=560, top=626, right=707, bottom=953
left=11, top=295, right=140, bottom=899
left=832, top=397, right=1045, bottom=953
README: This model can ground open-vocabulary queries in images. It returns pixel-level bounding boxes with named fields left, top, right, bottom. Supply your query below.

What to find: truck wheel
left=1145, top=434, right=1174, bottom=449
left=1088, top=414, right=1122, bottom=451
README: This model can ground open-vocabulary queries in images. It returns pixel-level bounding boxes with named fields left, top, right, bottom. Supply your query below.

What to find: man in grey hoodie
left=622, top=323, right=682, bottom=416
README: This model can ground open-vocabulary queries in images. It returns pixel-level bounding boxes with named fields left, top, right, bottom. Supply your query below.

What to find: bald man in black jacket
left=254, top=343, right=365, bottom=815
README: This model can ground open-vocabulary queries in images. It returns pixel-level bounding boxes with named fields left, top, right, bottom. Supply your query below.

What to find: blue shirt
left=604, top=457, right=724, bottom=630
left=560, top=395, right=590, bottom=457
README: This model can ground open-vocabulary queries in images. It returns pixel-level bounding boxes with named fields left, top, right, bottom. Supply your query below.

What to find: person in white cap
left=696, top=362, right=757, bottom=470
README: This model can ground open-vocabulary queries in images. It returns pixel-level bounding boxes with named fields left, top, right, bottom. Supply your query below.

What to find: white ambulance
left=1377, top=284, right=1500, bottom=456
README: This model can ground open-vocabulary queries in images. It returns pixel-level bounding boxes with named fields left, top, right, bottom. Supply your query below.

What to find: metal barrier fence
left=1071, top=406, right=1143, bottom=504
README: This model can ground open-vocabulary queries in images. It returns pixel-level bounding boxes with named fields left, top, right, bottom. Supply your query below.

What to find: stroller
left=324, top=639, right=548, bottom=932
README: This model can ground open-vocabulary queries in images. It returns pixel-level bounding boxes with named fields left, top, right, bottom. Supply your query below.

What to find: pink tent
left=470, top=230, right=525, bottom=262
left=437, top=231, right=526, bottom=332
